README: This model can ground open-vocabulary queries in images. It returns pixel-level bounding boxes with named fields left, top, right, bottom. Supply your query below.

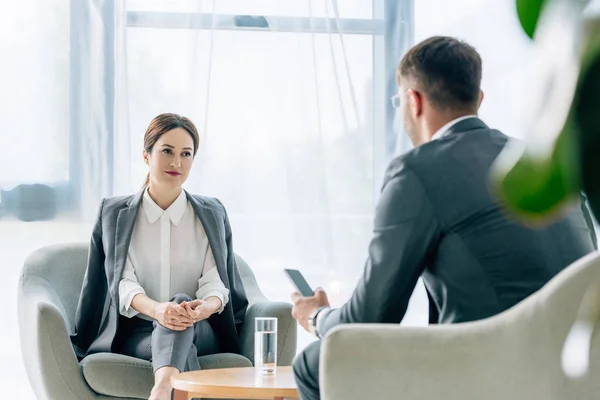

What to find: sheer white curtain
left=112, top=0, right=418, bottom=334
left=414, top=0, right=600, bottom=140
left=0, top=1, right=113, bottom=398
left=414, top=0, right=534, bottom=139
left=113, top=0, right=399, bottom=346
left=0, top=0, right=414, bottom=397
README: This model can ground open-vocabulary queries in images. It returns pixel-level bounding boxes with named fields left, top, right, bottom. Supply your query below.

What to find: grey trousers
left=293, top=340, right=322, bottom=400
left=115, top=293, right=219, bottom=373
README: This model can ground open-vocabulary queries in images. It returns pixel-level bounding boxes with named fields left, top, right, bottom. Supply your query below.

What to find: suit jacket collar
left=431, top=115, right=478, bottom=141
left=443, top=117, right=489, bottom=137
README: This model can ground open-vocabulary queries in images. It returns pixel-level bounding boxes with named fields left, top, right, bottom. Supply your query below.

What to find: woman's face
left=144, top=128, right=195, bottom=189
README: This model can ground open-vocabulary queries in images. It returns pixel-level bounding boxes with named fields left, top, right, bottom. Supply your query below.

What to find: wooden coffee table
left=172, top=366, right=299, bottom=399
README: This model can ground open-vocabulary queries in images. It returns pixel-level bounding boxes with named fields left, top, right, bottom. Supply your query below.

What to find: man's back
left=291, top=36, right=598, bottom=400
left=405, top=117, right=595, bottom=323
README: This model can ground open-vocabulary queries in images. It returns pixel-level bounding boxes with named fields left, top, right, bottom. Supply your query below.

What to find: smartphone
left=284, top=269, right=314, bottom=297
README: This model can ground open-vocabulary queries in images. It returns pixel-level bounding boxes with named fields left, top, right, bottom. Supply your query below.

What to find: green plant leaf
left=491, top=0, right=586, bottom=224
left=491, top=15, right=600, bottom=223
left=573, top=18, right=600, bottom=218
left=516, top=0, right=548, bottom=38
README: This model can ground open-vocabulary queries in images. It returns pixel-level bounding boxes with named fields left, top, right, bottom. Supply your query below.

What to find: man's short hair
left=397, top=36, right=482, bottom=112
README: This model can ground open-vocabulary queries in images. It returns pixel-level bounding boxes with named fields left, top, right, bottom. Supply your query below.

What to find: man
left=290, top=36, right=596, bottom=400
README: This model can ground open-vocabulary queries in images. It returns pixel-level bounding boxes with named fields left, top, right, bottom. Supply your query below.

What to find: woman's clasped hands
left=152, top=299, right=212, bottom=331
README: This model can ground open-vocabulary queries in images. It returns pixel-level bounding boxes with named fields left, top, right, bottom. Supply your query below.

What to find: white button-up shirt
left=118, top=189, right=230, bottom=319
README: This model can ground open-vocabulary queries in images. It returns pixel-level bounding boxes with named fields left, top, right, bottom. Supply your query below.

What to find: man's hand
left=291, top=288, right=330, bottom=332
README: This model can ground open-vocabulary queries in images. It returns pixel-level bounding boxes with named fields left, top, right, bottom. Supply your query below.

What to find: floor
left=1, top=220, right=427, bottom=399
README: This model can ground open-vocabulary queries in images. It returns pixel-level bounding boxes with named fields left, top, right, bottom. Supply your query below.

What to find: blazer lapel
left=112, top=190, right=144, bottom=299
left=187, top=193, right=227, bottom=283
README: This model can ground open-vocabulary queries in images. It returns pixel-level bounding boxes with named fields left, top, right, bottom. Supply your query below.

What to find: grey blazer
left=70, top=189, right=248, bottom=359
left=318, top=117, right=596, bottom=334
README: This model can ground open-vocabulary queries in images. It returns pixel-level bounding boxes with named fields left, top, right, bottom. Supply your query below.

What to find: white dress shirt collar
left=431, top=115, right=478, bottom=142
left=142, top=188, right=188, bottom=226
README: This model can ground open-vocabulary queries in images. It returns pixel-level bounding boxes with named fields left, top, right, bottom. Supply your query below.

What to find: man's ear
left=479, top=90, right=485, bottom=107
left=408, top=89, right=423, bottom=118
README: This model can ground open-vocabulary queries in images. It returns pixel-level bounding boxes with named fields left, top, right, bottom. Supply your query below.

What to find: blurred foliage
left=491, top=0, right=598, bottom=223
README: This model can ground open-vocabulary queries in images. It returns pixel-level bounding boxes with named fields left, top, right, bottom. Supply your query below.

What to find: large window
left=0, top=0, right=70, bottom=188
left=415, top=0, right=534, bottom=138
left=119, top=0, right=411, bottom=308
left=127, top=0, right=374, bottom=18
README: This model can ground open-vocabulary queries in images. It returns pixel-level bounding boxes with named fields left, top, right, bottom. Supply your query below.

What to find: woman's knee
left=170, top=293, right=192, bottom=303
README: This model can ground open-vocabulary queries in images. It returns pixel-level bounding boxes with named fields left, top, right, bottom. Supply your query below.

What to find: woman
left=71, top=113, right=248, bottom=400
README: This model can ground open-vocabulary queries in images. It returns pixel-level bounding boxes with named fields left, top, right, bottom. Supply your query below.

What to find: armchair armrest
left=320, top=323, right=527, bottom=400
left=239, top=301, right=297, bottom=366
left=18, top=274, right=96, bottom=400
left=321, top=324, right=431, bottom=400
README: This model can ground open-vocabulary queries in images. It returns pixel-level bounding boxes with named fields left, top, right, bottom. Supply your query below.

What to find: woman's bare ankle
left=152, top=365, right=179, bottom=397
left=153, top=379, right=172, bottom=391
left=149, top=384, right=171, bottom=400
left=152, top=380, right=172, bottom=390
left=154, top=366, right=179, bottom=384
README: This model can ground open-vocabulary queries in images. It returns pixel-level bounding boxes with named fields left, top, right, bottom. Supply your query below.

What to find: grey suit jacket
left=319, top=118, right=596, bottom=334
left=70, top=190, right=248, bottom=359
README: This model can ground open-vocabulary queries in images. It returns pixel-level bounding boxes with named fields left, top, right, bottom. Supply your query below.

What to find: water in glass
left=255, top=317, right=277, bottom=374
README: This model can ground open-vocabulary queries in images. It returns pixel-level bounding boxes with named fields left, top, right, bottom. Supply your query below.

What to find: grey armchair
left=18, top=242, right=297, bottom=400
left=320, top=251, right=600, bottom=400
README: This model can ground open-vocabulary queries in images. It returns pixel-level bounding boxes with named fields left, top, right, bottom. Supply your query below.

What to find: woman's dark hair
left=142, top=113, right=200, bottom=187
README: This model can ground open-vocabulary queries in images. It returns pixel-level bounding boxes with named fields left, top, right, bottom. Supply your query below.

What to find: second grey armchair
left=18, top=242, right=296, bottom=400
left=319, top=251, right=600, bottom=400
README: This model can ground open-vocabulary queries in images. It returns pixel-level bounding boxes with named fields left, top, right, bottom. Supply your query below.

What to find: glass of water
left=254, top=317, right=277, bottom=375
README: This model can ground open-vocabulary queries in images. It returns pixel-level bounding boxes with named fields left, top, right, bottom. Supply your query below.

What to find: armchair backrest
left=320, top=251, right=600, bottom=400
left=21, top=243, right=89, bottom=330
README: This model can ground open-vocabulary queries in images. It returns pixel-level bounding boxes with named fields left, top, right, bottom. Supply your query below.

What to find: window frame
left=61, top=0, right=413, bottom=218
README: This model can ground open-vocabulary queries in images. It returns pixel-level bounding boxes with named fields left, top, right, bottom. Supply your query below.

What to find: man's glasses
left=390, top=94, right=401, bottom=109
left=391, top=89, right=417, bottom=109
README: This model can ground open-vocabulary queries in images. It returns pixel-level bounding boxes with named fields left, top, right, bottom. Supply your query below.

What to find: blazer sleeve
left=318, top=160, right=442, bottom=336
left=216, top=199, right=248, bottom=332
left=70, top=198, right=108, bottom=357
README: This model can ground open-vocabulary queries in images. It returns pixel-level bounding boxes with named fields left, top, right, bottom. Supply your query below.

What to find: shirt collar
left=142, top=188, right=188, bottom=226
left=431, top=115, right=478, bottom=141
